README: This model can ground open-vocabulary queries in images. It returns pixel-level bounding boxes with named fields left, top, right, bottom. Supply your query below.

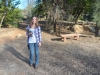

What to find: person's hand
left=28, top=32, right=33, bottom=37
left=38, top=42, right=41, bottom=47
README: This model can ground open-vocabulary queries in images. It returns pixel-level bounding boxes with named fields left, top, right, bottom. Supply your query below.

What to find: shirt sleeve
left=26, top=25, right=30, bottom=36
left=26, top=25, right=30, bottom=29
left=38, top=26, right=42, bottom=42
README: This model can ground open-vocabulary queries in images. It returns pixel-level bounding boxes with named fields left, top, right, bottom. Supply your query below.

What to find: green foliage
left=30, top=0, right=95, bottom=25
left=93, top=0, right=100, bottom=27
left=6, top=8, right=22, bottom=23
left=23, top=0, right=46, bottom=19
left=32, top=3, right=47, bottom=17
left=0, top=0, right=21, bottom=28
left=67, top=0, right=95, bottom=23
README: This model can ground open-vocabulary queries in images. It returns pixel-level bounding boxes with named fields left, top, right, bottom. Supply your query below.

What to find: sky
left=18, top=0, right=39, bottom=9
left=18, top=0, right=28, bottom=9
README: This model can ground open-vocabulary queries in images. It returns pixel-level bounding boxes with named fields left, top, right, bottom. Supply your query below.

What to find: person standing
left=26, top=17, right=41, bottom=69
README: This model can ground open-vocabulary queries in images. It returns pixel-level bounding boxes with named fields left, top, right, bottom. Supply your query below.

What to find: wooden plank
left=60, top=34, right=81, bottom=42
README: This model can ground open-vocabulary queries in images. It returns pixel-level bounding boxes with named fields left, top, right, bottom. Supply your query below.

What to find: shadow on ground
left=51, top=37, right=62, bottom=41
left=4, top=44, right=29, bottom=64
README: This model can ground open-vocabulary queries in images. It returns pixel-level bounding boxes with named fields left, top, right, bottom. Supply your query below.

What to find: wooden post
left=64, top=37, right=66, bottom=42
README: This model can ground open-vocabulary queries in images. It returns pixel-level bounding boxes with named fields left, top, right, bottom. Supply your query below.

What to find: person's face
left=32, top=17, right=37, bottom=24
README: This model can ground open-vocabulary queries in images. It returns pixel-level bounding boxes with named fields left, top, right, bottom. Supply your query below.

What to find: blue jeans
left=28, top=43, right=39, bottom=66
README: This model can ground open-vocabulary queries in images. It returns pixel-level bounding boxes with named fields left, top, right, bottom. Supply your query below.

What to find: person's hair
left=30, top=17, right=39, bottom=28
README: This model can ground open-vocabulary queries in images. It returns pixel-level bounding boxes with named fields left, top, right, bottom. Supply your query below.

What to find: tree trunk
left=95, top=28, right=100, bottom=37
left=95, top=23, right=100, bottom=37
left=74, top=13, right=80, bottom=24
left=98, top=29, right=100, bottom=37
left=58, top=24, right=61, bottom=36
left=0, top=15, right=5, bottom=28
left=74, top=17, right=78, bottom=24
left=53, top=19, right=56, bottom=33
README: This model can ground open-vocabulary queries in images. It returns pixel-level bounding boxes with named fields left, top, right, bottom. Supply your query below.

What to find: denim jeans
left=28, top=43, right=39, bottom=66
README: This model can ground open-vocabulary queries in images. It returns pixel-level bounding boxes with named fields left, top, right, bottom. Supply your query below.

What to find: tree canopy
left=0, top=0, right=21, bottom=28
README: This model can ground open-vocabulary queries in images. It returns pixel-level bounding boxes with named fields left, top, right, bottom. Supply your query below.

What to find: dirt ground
left=0, top=28, right=26, bottom=45
left=0, top=21, right=100, bottom=75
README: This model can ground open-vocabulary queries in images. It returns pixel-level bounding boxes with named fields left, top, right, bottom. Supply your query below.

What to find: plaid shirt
left=26, top=25, right=42, bottom=43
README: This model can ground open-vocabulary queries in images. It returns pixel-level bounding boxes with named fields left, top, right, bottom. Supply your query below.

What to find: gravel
left=0, top=32, right=100, bottom=75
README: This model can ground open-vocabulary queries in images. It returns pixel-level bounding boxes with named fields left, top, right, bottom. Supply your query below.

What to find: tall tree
left=67, top=0, right=95, bottom=24
left=0, top=0, right=20, bottom=28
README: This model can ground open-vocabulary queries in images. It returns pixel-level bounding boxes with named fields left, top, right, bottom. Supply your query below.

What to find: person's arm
left=26, top=25, right=31, bottom=36
left=26, top=29, right=29, bottom=36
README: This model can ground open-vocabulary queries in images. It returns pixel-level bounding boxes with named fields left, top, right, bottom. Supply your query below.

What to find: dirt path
left=0, top=24, right=100, bottom=75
